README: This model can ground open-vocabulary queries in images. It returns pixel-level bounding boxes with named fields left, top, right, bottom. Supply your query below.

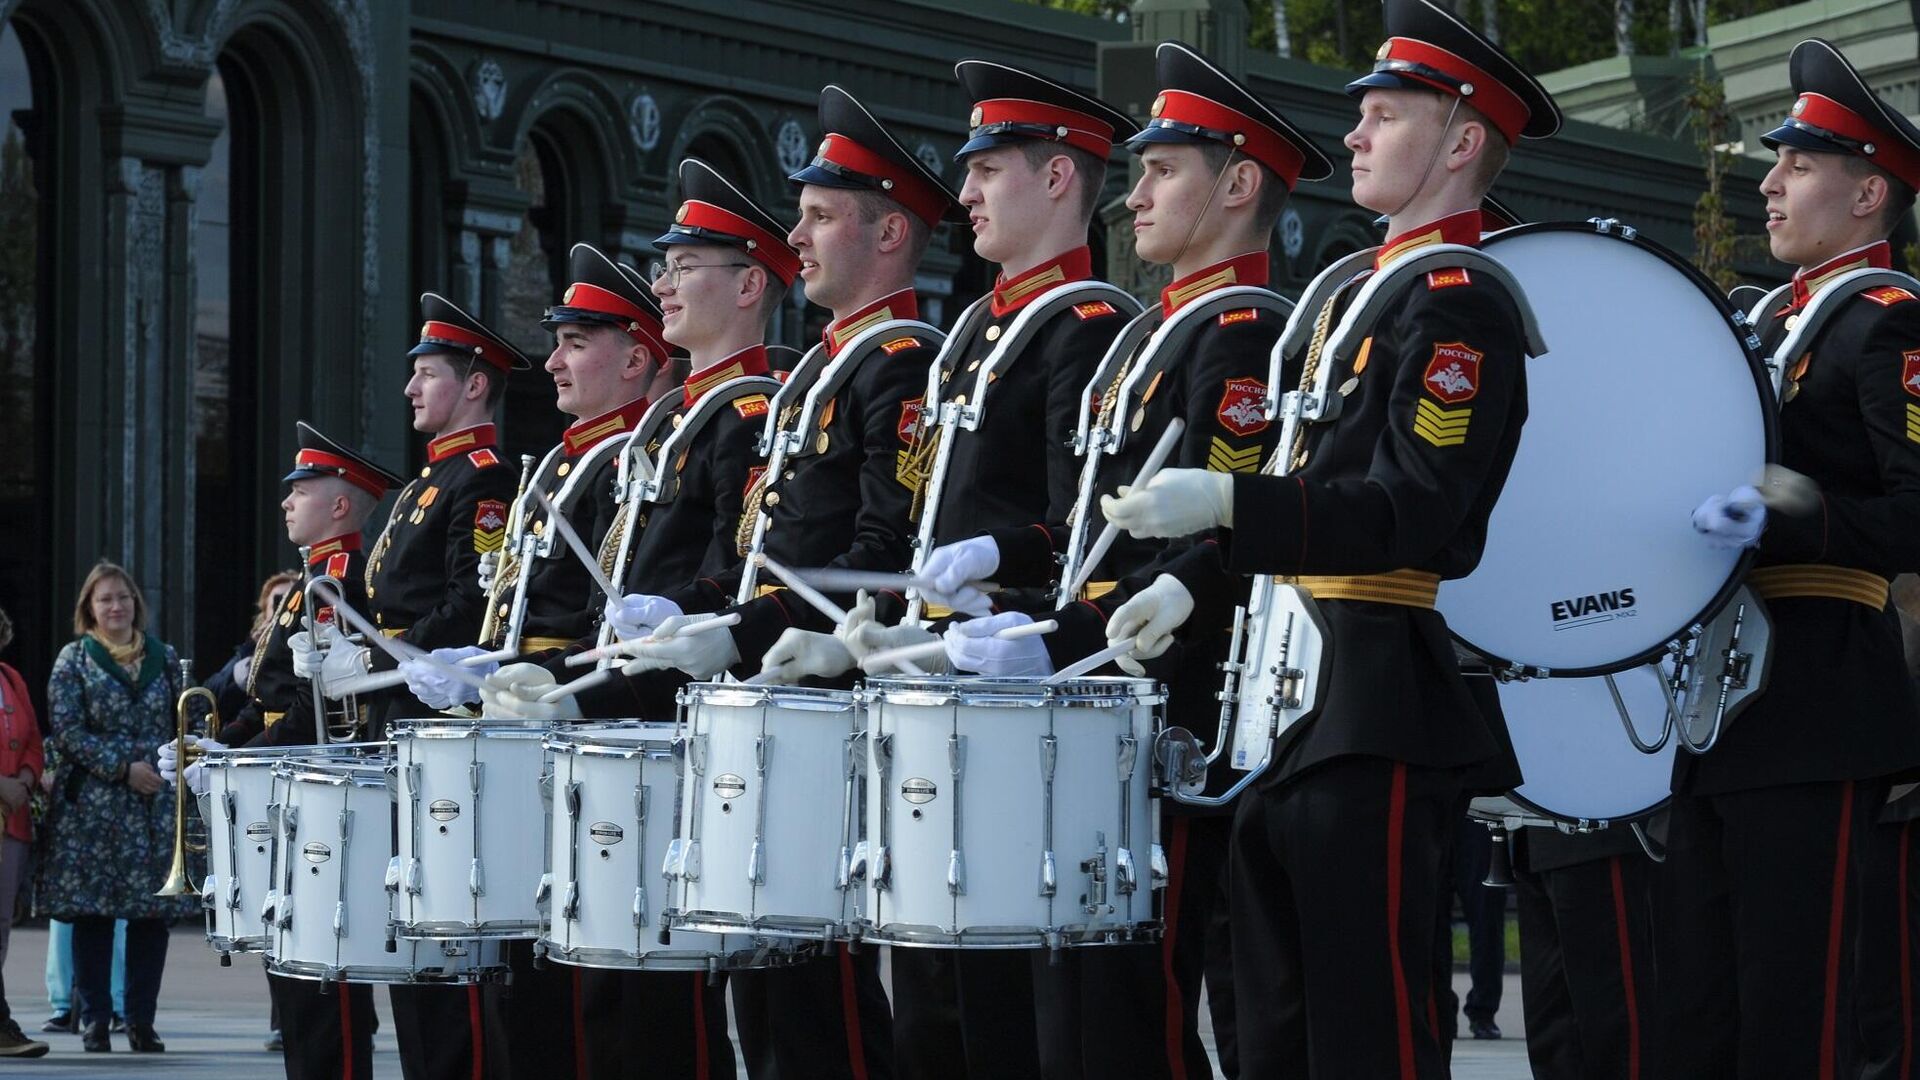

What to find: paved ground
left=0, top=925, right=1539, bottom=1077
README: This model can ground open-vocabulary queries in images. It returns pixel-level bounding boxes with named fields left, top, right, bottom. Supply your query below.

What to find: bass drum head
left=1436, top=224, right=1773, bottom=676
left=1498, top=665, right=1676, bottom=823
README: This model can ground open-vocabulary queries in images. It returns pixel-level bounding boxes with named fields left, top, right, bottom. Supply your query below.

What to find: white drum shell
left=1481, top=664, right=1678, bottom=825
left=201, top=748, right=293, bottom=953
left=860, top=676, right=1162, bottom=949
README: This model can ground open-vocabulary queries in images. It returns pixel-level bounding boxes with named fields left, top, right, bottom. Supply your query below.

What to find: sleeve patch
left=474, top=499, right=507, bottom=554
left=1217, top=308, right=1260, bottom=327
left=1903, top=350, right=1920, bottom=397
left=467, top=448, right=501, bottom=469
left=1427, top=268, right=1472, bottom=291
left=1215, top=377, right=1271, bottom=437
left=1906, top=402, right=1920, bottom=443
left=1422, top=342, right=1483, bottom=404
left=733, top=394, right=770, bottom=419
left=1865, top=286, right=1917, bottom=307
left=1207, top=437, right=1263, bottom=473
left=324, top=552, right=352, bottom=581
left=743, top=464, right=767, bottom=499
left=1073, top=301, right=1119, bottom=320
left=896, top=397, right=926, bottom=444
left=1413, top=399, right=1471, bottom=447
left=880, top=336, right=923, bottom=355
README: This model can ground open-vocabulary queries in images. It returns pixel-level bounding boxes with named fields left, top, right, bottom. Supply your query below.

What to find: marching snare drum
left=390, top=718, right=550, bottom=939
left=858, top=676, right=1162, bottom=949
left=1435, top=222, right=1776, bottom=676
left=541, top=724, right=795, bottom=971
left=263, top=751, right=498, bottom=984
left=1471, top=663, right=1676, bottom=827
left=668, top=684, right=863, bottom=941
left=200, top=746, right=303, bottom=956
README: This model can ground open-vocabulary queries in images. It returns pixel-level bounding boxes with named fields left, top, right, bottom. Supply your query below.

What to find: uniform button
left=966, top=360, right=981, bottom=372
left=556, top=462, right=572, bottom=477
left=1784, top=315, right=1800, bottom=330
left=782, top=470, right=795, bottom=482
left=985, top=326, right=1002, bottom=342
left=764, top=492, right=781, bottom=506
left=419, top=467, right=430, bottom=479
left=498, top=603, right=509, bottom=618
left=532, top=521, right=545, bottom=536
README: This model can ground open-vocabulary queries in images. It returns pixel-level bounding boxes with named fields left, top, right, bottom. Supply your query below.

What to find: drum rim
left=390, top=718, right=553, bottom=738
left=542, top=730, right=680, bottom=756
left=1498, top=787, right=1671, bottom=827
left=1446, top=220, right=1776, bottom=677
left=857, top=673, right=1163, bottom=703
left=272, top=760, right=392, bottom=786
left=683, top=681, right=857, bottom=704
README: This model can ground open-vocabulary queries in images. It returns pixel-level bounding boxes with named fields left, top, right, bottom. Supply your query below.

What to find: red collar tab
left=685, top=345, right=772, bottom=406
left=1785, top=94, right=1920, bottom=192
left=991, top=246, right=1094, bottom=317
left=418, top=320, right=516, bottom=373
left=1790, top=240, right=1893, bottom=310
left=671, top=200, right=801, bottom=285
left=306, top=533, right=363, bottom=565
left=1372, top=37, right=1530, bottom=144
left=563, top=397, right=650, bottom=456
left=813, top=133, right=950, bottom=226
left=293, top=449, right=393, bottom=498
left=559, top=282, right=670, bottom=358
left=1146, top=90, right=1306, bottom=189
left=1376, top=209, right=1484, bottom=270
left=825, top=290, right=920, bottom=357
left=427, top=424, right=497, bottom=464
left=1161, top=252, right=1270, bottom=317
left=969, top=97, right=1115, bottom=159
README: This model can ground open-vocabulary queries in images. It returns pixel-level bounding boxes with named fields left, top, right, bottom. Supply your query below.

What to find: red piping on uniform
left=767, top=590, right=794, bottom=624
left=838, top=949, right=871, bottom=1080
left=1820, top=780, right=1857, bottom=1080
left=693, top=972, right=711, bottom=1079
left=1160, top=815, right=1191, bottom=1079
left=573, top=969, right=587, bottom=1079
left=468, top=984, right=484, bottom=1080
left=1077, top=598, right=1108, bottom=624
left=1901, top=820, right=1913, bottom=1080
left=1385, top=763, right=1416, bottom=1080
left=339, top=984, right=355, bottom=1080
left=1608, top=856, right=1641, bottom=1080
left=1032, top=522, right=1056, bottom=550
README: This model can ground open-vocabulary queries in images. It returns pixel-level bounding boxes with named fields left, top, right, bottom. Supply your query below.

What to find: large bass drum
left=1436, top=222, right=1776, bottom=676
left=1471, top=664, right=1677, bottom=827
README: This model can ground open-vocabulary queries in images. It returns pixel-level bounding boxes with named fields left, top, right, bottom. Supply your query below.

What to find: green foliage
left=1687, top=70, right=1740, bottom=290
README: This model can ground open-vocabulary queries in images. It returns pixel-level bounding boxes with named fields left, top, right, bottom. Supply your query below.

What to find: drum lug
left=1585, top=216, right=1635, bottom=240
left=561, top=881, right=579, bottom=921
left=632, top=884, right=647, bottom=929
left=1115, top=735, right=1137, bottom=896
left=1150, top=843, right=1168, bottom=889
left=1115, top=845, right=1137, bottom=896
left=750, top=734, right=772, bottom=886
left=663, top=837, right=687, bottom=882
left=276, top=894, right=293, bottom=929
left=470, top=858, right=484, bottom=899
left=873, top=733, right=893, bottom=892
left=1039, top=735, right=1057, bottom=898
left=843, top=839, right=868, bottom=890
left=384, top=856, right=401, bottom=894
left=684, top=840, right=702, bottom=883
left=534, top=872, right=552, bottom=906
left=1080, top=832, right=1109, bottom=914
left=947, top=849, right=966, bottom=896
left=333, top=901, right=347, bottom=939
left=406, top=859, right=422, bottom=896
left=947, top=733, right=966, bottom=897
left=1041, top=851, right=1057, bottom=898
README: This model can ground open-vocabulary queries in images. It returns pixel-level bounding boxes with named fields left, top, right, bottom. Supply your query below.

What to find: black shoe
left=40, top=1010, right=75, bottom=1034
left=1469, top=1017, right=1502, bottom=1040
left=0, top=1020, right=49, bottom=1058
left=110, top=1013, right=125, bottom=1034
left=81, top=1021, right=110, bottom=1052
left=125, top=1024, right=164, bottom=1053
left=265, top=1029, right=283, bottom=1053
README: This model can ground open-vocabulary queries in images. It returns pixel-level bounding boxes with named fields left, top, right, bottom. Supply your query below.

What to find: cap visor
left=1761, top=122, right=1851, bottom=156
left=787, top=163, right=869, bottom=190
left=540, top=307, right=632, bottom=333
left=953, top=131, right=1031, bottom=161
left=1344, top=70, right=1424, bottom=98
left=1126, top=125, right=1212, bottom=155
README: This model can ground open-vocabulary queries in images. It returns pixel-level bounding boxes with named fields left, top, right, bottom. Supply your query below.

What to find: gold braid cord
left=477, top=549, right=520, bottom=647
left=902, top=423, right=943, bottom=523
left=735, top=468, right=771, bottom=557
left=1274, top=287, right=1347, bottom=477
left=1066, top=343, right=1147, bottom=531
left=600, top=501, right=632, bottom=580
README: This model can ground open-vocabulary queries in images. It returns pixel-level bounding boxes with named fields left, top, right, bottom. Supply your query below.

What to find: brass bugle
left=156, top=658, right=219, bottom=897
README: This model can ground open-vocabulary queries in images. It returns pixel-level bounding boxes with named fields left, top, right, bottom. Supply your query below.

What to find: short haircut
left=757, top=271, right=790, bottom=324
left=1017, top=140, right=1110, bottom=222
left=73, top=560, right=148, bottom=636
left=1840, top=153, right=1918, bottom=236
left=844, top=186, right=934, bottom=265
left=1195, top=143, right=1290, bottom=233
left=1449, top=97, right=1510, bottom=195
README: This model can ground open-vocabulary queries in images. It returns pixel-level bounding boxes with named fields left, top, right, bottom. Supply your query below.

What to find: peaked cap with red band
left=792, top=85, right=967, bottom=226
left=953, top=59, right=1136, bottom=162
left=656, top=159, right=801, bottom=286
left=1764, top=38, right=1920, bottom=193
left=542, top=242, right=672, bottom=359
left=1346, top=0, right=1561, bottom=144
left=412, top=291, right=530, bottom=373
left=283, top=420, right=403, bottom=498
left=1129, top=40, right=1333, bottom=190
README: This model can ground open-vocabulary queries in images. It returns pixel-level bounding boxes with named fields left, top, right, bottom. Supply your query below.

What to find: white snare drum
left=264, top=751, right=498, bottom=984
left=858, top=676, right=1163, bottom=949
left=1436, top=222, right=1776, bottom=676
left=1470, top=664, right=1677, bottom=827
left=200, top=746, right=301, bottom=955
left=541, top=724, right=795, bottom=971
left=391, top=718, right=549, bottom=939
left=668, top=684, right=862, bottom=941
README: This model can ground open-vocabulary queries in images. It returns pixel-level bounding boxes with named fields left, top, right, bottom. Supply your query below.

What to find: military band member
left=1682, top=37, right=1920, bottom=1076
left=1098, top=1, right=1558, bottom=1073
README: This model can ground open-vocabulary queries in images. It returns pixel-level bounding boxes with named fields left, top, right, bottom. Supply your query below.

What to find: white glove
left=1691, top=485, right=1767, bottom=550
left=158, top=735, right=223, bottom=795
left=944, top=612, right=1052, bottom=677
left=477, top=663, right=579, bottom=722
left=290, top=622, right=352, bottom=680
left=315, top=640, right=371, bottom=700
left=605, top=594, right=683, bottom=641
left=836, top=592, right=949, bottom=674
left=1107, top=574, right=1194, bottom=674
left=759, top=630, right=857, bottom=685
left=1100, top=469, right=1234, bottom=539
left=401, top=646, right=495, bottom=710
left=619, top=615, right=741, bottom=679
left=919, top=537, right=1000, bottom=614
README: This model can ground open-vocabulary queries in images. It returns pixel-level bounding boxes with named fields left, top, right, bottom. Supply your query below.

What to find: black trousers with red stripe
left=1514, top=845, right=1657, bottom=1080
left=578, top=968, right=735, bottom=1079
left=1656, top=779, right=1881, bottom=1078
left=1229, top=756, right=1459, bottom=1080
left=891, top=947, right=1040, bottom=1078
left=391, top=983, right=484, bottom=1080
left=482, top=942, right=579, bottom=1079
left=1856, top=813, right=1920, bottom=1080
left=1033, top=811, right=1232, bottom=1079
left=269, top=972, right=374, bottom=1080
left=732, top=948, right=892, bottom=1079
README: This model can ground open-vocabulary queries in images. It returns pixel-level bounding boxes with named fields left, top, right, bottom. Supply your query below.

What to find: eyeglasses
left=646, top=260, right=754, bottom=289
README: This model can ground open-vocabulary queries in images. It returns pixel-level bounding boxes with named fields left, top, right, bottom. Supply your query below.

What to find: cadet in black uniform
left=1100, top=3, right=1558, bottom=1074
left=1680, top=38, right=1920, bottom=1077
left=909, top=42, right=1327, bottom=1079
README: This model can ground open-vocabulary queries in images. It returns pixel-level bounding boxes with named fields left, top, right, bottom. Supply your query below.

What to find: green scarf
left=82, top=632, right=164, bottom=692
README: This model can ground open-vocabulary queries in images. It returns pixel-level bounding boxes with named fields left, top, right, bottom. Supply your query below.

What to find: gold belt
left=380, top=627, right=406, bottom=638
left=1276, top=569, right=1441, bottom=609
left=1079, top=581, right=1117, bottom=602
left=519, top=636, right=575, bottom=654
left=1748, top=565, right=1889, bottom=610
left=755, top=584, right=783, bottom=600
left=262, top=711, right=286, bottom=728
left=924, top=603, right=954, bottom=620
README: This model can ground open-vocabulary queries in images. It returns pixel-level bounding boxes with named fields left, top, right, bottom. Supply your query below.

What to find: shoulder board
left=324, top=552, right=352, bottom=581
left=880, top=336, right=924, bottom=355
left=1426, top=268, right=1472, bottom=291
left=467, top=448, right=501, bottom=468
left=1217, top=308, right=1260, bottom=327
left=733, top=394, right=770, bottom=419
left=1862, top=286, right=1917, bottom=307
left=1073, top=301, right=1120, bottom=320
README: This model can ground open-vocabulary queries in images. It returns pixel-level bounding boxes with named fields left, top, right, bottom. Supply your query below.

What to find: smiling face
left=87, top=574, right=137, bottom=644
left=649, top=243, right=759, bottom=356
left=1761, top=146, right=1889, bottom=268
left=544, top=322, right=643, bottom=420
left=959, top=144, right=1058, bottom=267
left=1125, top=144, right=1223, bottom=267
left=281, top=477, right=348, bottom=548
left=404, top=354, right=469, bottom=433
left=788, top=186, right=882, bottom=313
left=1344, top=88, right=1453, bottom=216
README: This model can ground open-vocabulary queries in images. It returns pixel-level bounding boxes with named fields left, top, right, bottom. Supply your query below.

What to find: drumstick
left=1066, top=418, right=1185, bottom=601
left=309, top=581, right=488, bottom=691
left=530, top=487, right=622, bottom=606
left=760, top=556, right=924, bottom=676
left=1754, top=464, right=1821, bottom=515
left=563, top=613, right=745, bottom=668
left=790, top=568, right=1000, bottom=598
left=858, top=618, right=1059, bottom=673
left=543, top=613, right=746, bottom=699
left=1045, top=639, right=1138, bottom=683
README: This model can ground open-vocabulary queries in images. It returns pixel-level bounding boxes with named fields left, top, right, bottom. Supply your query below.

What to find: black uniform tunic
left=366, top=423, right=515, bottom=650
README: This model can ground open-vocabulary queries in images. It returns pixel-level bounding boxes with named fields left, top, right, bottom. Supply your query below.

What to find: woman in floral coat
left=41, top=562, right=190, bottom=1053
